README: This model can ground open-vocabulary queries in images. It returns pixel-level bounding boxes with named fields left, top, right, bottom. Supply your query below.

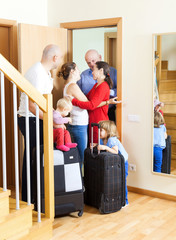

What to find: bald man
left=77, top=49, right=117, bottom=122
left=18, top=44, right=62, bottom=202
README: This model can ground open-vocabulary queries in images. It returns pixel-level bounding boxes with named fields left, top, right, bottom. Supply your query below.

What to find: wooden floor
left=52, top=192, right=176, bottom=240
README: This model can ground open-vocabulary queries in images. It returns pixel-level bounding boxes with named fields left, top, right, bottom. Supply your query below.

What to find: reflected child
left=153, top=111, right=167, bottom=172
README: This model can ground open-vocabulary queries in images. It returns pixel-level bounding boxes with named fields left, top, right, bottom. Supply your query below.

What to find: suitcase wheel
left=78, top=209, right=83, bottom=217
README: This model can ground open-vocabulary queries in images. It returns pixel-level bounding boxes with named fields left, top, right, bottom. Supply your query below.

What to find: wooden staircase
left=159, top=61, right=176, bottom=171
left=0, top=188, right=53, bottom=240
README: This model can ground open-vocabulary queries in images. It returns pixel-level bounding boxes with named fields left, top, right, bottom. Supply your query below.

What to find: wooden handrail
left=0, top=54, right=47, bottom=112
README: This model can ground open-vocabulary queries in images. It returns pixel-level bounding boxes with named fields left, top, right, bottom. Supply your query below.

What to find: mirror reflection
left=153, top=33, right=176, bottom=175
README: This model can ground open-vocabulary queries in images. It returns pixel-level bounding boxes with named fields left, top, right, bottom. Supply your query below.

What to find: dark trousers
left=108, top=105, right=116, bottom=123
left=18, top=116, right=43, bottom=202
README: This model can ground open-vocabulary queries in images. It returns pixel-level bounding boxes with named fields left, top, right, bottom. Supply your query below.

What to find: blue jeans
left=67, top=124, right=88, bottom=167
left=125, top=161, right=128, bottom=205
left=153, top=146, right=163, bottom=172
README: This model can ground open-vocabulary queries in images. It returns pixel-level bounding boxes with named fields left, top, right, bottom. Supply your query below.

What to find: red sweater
left=72, top=81, right=110, bottom=143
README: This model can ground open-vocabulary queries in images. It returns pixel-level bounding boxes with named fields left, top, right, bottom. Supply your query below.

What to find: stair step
left=159, top=79, right=176, bottom=91
left=171, top=142, right=176, bottom=155
left=161, top=70, right=176, bottom=80
left=161, top=60, right=168, bottom=70
left=159, top=90, right=176, bottom=102
left=161, top=70, right=167, bottom=80
left=163, top=104, right=176, bottom=114
left=19, top=211, right=53, bottom=240
left=164, top=113, right=176, bottom=129
left=164, top=113, right=176, bottom=117
left=167, top=71, right=176, bottom=79
left=167, top=129, right=176, bottom=142
left=0, top=188, right=11, bottom=218
left=0, top=198, right=33, bottom=239
left=171, top=154, right=176, bottom=160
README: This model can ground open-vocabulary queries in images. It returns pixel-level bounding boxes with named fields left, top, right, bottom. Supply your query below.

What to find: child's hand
left=67, top=117, right=72, bottom=123
left=90, top=143, right=97, bottom=149
left=109, top=97, right=122, bottom=104
left=67, top=95, right=74, bottom=101
left=54, top=124, right=66, bottom=129
left=97, top=145, right=107, bottom=151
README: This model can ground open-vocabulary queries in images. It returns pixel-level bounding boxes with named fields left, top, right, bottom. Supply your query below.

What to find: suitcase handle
left=91, top=123, right=100, bottom=128
left=91, top=123, right=100, bottom=155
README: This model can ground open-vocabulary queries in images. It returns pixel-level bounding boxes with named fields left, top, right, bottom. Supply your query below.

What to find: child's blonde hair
left=99, top=120, right=119, bottom=139
left=154, top=111, right=165, bottom=128
left=56, top=97, right=72, bottom=111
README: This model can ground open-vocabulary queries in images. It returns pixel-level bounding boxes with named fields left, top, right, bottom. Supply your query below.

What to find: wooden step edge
left=0, top=188, right=11, bottom=199
left=160, top=79, right=176, bottom=82
left=164, top=113, right=176, bottom=117
left=0, top=198, right=34, bottom=223
left=162, top=102, right=176, bottom=105
left=0, top=206, right=33, bottom=240
left=9, top=197, right=34, bottom=211
left=166, top=127, right=176, bottom=131
left=19, top=211, right=53, bottom=240
left=160, top=90, right=176, bottom=94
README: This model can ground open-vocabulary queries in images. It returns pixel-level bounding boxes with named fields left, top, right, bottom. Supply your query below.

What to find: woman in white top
left=58, top=62, right=89, bottom=167
left=58, top=62, right=118, bottom=167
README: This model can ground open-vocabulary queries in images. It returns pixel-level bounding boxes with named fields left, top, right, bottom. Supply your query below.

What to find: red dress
left=72, top=81, right=110, bottom=143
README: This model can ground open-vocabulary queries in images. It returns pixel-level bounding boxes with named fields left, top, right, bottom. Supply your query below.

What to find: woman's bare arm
left=67, top=83, right=88, bottom=101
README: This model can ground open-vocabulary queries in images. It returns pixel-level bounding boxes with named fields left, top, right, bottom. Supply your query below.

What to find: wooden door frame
left=0, top=18, right=18, bottom=68
left=104, top=32, right=117, bottom=67
left=0, top=19, right=18, bottom=187
left=60, top=18, right=122, bottom=139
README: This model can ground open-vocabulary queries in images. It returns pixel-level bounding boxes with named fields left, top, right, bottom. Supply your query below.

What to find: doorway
left=60, top=18, right=122, bottom=139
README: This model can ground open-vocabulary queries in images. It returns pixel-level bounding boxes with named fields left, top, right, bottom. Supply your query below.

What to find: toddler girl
left=98, top=120, right=129, bottom=205
left=53, top=97, right=77, bottom=151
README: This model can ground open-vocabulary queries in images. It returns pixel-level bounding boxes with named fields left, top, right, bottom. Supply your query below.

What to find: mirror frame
left=152, top=32, right=176, bottom=178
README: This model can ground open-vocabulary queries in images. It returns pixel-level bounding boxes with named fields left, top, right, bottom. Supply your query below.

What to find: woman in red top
left=72, top=61, right=113, bottom=143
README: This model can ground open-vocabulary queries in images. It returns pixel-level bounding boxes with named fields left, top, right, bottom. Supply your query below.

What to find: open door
left=18, top=23, right=68, bottom=108
left=18, top=23, right=68, bottom=187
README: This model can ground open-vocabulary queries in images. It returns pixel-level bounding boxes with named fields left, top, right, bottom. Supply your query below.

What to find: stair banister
left=0, top=54, right=55, bottom=220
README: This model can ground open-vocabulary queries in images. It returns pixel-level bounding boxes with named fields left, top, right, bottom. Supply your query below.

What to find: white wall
left=48, top=0, right=176, bottom=196
left=0, top=0, right=48, bottom=25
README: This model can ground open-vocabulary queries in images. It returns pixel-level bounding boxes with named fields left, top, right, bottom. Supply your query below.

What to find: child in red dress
left=53, top=97, right=77, bottom=151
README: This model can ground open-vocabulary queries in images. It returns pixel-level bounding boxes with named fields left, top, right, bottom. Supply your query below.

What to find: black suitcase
left=161, top=135, right=171, bottom=174
left=84, top=123, right=126, bottom=214
left=33, top=145, right=84, bottom=217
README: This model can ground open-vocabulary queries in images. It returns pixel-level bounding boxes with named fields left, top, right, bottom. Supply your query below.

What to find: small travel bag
left=33, top=146, right=84, bottom=217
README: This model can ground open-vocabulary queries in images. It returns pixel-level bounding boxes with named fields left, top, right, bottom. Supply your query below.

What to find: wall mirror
left=153, top=33, right=176, bottom=176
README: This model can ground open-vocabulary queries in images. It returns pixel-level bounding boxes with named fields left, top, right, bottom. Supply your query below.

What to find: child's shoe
left=56, top=145, right=70, bottom=151
left=65, top=143, right=77, bottom=148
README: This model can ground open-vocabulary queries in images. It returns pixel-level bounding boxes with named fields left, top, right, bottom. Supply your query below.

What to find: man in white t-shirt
left=18, top=44, right=62, bottom=202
